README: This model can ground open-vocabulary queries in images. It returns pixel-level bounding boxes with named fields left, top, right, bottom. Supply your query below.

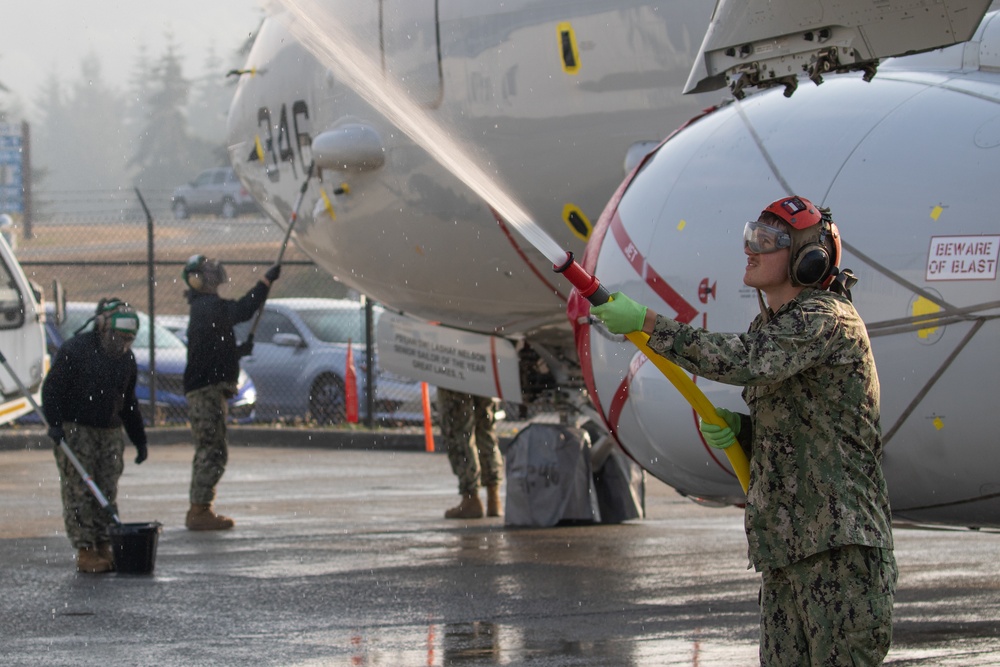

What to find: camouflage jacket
left=647, top=288, right=893, bottom=571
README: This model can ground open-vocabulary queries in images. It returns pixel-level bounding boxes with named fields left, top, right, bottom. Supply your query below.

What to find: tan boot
left=444, top=493, right=484, bottom=519
left=77, top=546, right=114, bottom=574
left=486, top=485, right=503, bottom=518
left=97, top=542, right=114, bottom=565
left=186, top=503, right=235, bottom=531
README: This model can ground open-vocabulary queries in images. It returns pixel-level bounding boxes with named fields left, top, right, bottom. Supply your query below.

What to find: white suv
left=171, top=167, right=260, bottom=219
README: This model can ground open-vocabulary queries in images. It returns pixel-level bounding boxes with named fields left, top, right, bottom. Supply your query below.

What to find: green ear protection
left=108, top=311, right=140, bottom=335
left=183, top=254, right=208, bottom=291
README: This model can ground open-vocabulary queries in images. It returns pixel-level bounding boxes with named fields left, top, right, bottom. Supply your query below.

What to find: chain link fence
left=15, top=187, right=434, bottom=429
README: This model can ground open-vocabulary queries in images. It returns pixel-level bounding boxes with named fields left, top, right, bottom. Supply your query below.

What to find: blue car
left=232, top=298, right=430, bottom=424
left=44, top=302, right=256, bottom=424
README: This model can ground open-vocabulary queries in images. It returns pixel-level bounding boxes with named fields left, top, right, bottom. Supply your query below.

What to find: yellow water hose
left=554, top=254, right=750, bottom=494
left=623, top=330, right=750, bottom=494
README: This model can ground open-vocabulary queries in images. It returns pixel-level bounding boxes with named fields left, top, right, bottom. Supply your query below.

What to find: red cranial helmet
left=761, top=195, right=842, bottom=287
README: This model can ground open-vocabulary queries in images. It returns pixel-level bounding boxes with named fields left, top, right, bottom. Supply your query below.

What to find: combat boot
left=444, top=493, right=484, bottom=519
left=186, top=503, right=235, bottom=531
left=77, top=546, right=114, bottom=574
left=97, top=542, right=114, bottom=565
left=486, top=484, right=503, bottom=518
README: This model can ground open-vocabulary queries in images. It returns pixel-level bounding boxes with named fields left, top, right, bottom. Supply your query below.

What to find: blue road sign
left=0, top=123, right=24, bottom=215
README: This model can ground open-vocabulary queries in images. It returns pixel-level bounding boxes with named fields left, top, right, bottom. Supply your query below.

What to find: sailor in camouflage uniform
left=437, top=387, right=503, bottom=519
left=42, top=298, right=148, bottom=573
left=182, top=255, right=280, bottom=530
left=591, top=196, right=895, bottom=666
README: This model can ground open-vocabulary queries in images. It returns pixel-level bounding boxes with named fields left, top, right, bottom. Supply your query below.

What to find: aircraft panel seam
left=882, top=319, right=984, bottom=447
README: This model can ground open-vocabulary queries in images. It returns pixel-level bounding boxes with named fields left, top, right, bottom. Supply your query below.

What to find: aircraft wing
left=685, top=0, right=994, bottom=98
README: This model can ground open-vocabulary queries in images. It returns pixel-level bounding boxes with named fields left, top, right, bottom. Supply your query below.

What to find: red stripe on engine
left=610, top=211, right=645, bottom=276
left=609, top=213, right=698, bottom=324
left=490, top=335, right=503, bottom=401
left=605, top=353, right=649, bottom=441
left=645, top=264, right=698, bottom=325
left=572, top=105, right=721, bottom=452
left=606, top=377, right=630, bottom=432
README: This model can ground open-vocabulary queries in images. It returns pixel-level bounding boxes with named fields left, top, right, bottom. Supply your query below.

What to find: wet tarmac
left=0, top=435, right=997, bottom=666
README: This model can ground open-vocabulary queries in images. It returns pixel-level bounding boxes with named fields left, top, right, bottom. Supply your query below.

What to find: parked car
left=155, top=314, right=190, bottom=344
left=44, top=303, right=256, bottom=424
left=171, top=167, right=261, bottom=219
left=232, top=298, right=430, bottom=424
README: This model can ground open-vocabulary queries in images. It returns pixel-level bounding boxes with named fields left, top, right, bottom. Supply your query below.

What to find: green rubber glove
left=590, top=292, right=647, bottom=334
left=699, top=407, right=742, bottom=450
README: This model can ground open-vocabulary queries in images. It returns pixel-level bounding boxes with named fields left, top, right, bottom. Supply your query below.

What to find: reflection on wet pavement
left=0, top=445, right=997, bottom=666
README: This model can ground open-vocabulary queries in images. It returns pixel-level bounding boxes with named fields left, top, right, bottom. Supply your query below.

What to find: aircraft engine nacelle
left=580, top=20, right=1000, bottom=525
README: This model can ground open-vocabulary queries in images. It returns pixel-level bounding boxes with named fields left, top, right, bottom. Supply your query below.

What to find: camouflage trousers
left=186, top=383, right=232, bottom=505
left=437, top=388, right=503, bottom=495
left=53, top=422, right=125, bottom=549
left=760, top=545, right=897, bottom=667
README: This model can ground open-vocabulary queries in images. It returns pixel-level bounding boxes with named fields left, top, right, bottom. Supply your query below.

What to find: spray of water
left=271, top=0, right=568, bottom=265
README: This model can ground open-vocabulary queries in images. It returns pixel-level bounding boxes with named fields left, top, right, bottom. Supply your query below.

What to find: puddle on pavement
left=283, top=621, right=760, bottom=666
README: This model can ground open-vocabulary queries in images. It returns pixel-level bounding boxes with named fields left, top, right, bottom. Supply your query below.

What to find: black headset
left=73, top=298, right=127, bottom=336
left=790, top=215, right=838, bottom=287
left=790, top=235, right=831, bottom=285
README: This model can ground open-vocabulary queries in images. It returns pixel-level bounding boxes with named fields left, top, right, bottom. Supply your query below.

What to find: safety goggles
left=109, top=312, right=140, bottom=336
left=743, top=221, right=791, bottom=254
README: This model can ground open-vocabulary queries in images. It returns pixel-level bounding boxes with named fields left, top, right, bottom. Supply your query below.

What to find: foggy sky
left=0, top=0, right=265, bottom=118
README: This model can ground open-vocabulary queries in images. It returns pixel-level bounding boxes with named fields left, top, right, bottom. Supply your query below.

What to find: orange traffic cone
left=345, top=339, right=359, bottom=423
left=421, top=382, right=434, bottom=452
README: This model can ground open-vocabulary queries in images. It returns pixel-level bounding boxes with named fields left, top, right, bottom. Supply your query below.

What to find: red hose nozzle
left=553, top=252, right=611, bottom=305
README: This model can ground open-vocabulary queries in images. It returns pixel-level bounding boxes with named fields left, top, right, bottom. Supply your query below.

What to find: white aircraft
left=227, top=0, right=999, bottom=528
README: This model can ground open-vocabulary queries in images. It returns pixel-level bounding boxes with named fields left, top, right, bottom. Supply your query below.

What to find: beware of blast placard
left=926, top=235, right=999, bottom=281
left=376, top=311, right=522, bottom=401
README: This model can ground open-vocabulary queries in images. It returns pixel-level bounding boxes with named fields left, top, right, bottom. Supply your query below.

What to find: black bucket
left=109, top=522, right=162, bottom=575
